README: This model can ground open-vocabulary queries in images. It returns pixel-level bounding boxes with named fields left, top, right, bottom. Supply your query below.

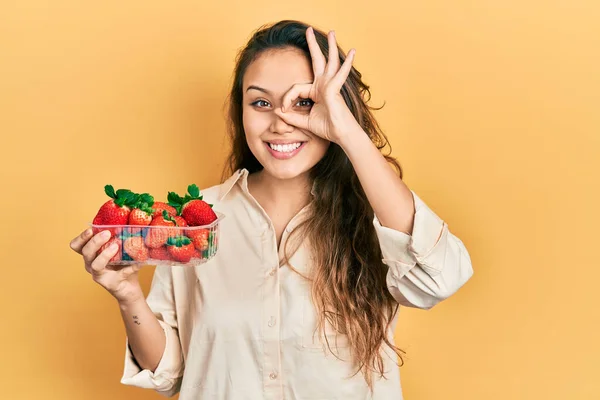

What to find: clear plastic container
left=89, top=212, right=224, bottom=267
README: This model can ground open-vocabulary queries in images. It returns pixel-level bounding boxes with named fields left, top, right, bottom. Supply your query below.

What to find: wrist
left=117, top=293, right=145, bottom=310
left=336, top=125, right=370, bottom=152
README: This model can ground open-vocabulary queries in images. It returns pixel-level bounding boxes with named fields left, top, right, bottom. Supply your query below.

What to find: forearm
left=119, top=298, right=166, bottom=373
left=338, top=129, right=416, bottom=234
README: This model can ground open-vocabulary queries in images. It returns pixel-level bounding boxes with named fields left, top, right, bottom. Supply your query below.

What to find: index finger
left=69, top=228, right=93, bottom=254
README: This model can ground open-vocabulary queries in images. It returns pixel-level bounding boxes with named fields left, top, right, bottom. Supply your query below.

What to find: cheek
left=242, top=109, right=269, bottom=140
left=314, top=138, right=330, bottom=159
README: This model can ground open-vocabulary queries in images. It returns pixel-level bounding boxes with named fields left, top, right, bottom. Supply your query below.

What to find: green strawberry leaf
left=162, top=210, right=177, bottom=223
left=140, top=202, right=154, bottom=214
left=115, top=189, right=131, bottom=198
left=130, top=193, right=141, bottom=205
left=188, top=184, right=200, bottom=199
left=139, top=193, right=154, bottom=206
left=167, top=191, right=183, bottom=206
left=166, top=235, right=191, bottom=247
left=105, top=185, right=116, bottom=199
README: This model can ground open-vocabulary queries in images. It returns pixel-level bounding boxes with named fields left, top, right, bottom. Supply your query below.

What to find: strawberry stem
left=167, top=184, right=204, bottom=215
left=166, top=235, right=192, bottom=247
left=105, top=184, right=145, bottom=209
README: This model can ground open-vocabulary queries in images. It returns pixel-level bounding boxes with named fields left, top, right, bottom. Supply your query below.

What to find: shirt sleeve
left=373, top=190, right=474, bottom=310
left=120, top=265, right=184, bottom=397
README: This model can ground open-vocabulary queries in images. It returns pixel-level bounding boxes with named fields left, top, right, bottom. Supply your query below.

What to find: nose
left=270, top=113, right=294, bottom=135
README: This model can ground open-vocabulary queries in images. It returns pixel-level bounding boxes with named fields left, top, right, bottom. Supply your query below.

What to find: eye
left=296, top=98, right=314, bottom=108
left=250, top=100, right=271, bottom=108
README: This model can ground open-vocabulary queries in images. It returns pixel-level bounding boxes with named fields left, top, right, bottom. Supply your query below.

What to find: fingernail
left=109, top=243, right=119, bottom=251
left=101, top=230, right=111, bottom=239
left=84, top=228, right=92, bottom=237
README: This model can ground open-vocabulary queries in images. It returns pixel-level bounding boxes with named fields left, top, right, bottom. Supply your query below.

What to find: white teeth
left=269, top=142, right=302, bottom=153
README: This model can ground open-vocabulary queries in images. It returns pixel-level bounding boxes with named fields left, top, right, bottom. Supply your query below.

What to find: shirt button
left=269, top=371, right=278, bottom=380
left=268, top=316, right=276, bottom=327
left=268, top=267, right=276, bottom=276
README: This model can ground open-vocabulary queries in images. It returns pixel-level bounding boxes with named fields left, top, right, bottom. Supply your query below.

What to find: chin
left=261, top=160, right=312, bottom=181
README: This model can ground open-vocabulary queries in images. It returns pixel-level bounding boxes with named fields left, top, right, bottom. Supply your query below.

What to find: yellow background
left=1, top=0, right=598, bottom=399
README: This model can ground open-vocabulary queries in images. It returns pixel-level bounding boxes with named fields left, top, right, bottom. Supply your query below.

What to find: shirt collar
left=218, top=168, right=248, bottom=201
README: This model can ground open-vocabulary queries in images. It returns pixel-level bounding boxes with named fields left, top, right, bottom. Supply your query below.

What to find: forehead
left=243, top=47, right=314, bottom=96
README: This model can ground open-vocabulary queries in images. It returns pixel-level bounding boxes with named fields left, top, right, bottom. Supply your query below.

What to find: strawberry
left=92, top=185, right=138, bottom=236
left=128, top=192, right=155, bottom=226
left=151, top=202, right=177, bottom=218
left=174, top=216, right=188, bottom=227
left=128, top=208, right=152, bottom=225
left=145, top=210, right=178, bottom=248
left=182, top=200, right=217, bottom=226
left=123, top=236, right=149, bottom=262
left=192, top=248, right=202, bottom=259
left=166, top=236, right=195, bottom=263
left=149, top=246, right=171, bottom=261
left=187, top=228, right=209, bottom=251
left=98, top=237, right=122, bottom=263
left=168, top=184, right=217, bottom=226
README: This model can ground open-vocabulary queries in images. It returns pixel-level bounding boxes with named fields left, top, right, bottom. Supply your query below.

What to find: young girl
left=70, top=20, right=473, bottom=399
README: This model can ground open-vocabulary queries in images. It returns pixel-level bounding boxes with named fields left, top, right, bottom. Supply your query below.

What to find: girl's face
left=242, top=47, right=330, bottom=181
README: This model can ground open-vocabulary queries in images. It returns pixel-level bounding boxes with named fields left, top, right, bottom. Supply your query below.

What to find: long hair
left=222, top=20, right=405, bottom=389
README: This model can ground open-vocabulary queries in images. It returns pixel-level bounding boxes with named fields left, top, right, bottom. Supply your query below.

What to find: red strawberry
left=166, top=236, right=195, bottom=263
left=92, top=185, right=137, bottom=236
left=128, top=208, right=152, bottom=225
left=187, top=228, right=209, bottom=251
left=149, top=246, right=171, bottom=261
left=123, top=236, right=149, bottom=262
left=174, top=216, right=188, bottom=227
left=182, top=200, right=217, bottom=226
left=151, top=202, right=177, bottom=218
left=192, top=248, right=202, bottom=259
left=98, top=237, right=122, bottom=263
left=145, top=210, right=178, bottom=248
left=128, top=192, right=155, bottom=226
left=168, top=184, right=217, bottom=226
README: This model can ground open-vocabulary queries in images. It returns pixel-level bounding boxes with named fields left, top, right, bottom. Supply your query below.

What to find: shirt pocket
left=300, top=293, right=350, bottom=351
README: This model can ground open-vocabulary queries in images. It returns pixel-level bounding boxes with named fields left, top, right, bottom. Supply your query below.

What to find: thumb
left=274, top=108, right=310, bottom=131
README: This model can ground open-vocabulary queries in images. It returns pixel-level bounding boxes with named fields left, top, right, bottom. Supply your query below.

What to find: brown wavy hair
left=222, top=20, right=406, bottom=390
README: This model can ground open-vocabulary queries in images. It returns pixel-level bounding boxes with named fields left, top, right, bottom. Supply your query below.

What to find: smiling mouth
left=263, top=141, right=307, bottom=159
left=266, top=142, right=304, bottom=153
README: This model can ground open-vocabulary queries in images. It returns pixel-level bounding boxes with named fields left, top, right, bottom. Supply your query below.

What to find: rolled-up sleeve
left=120, top=266, right=184, bottom=397
left=374, top=190, right=474, bottom=310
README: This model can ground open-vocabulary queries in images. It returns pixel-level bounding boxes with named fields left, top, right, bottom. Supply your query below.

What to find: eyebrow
left=245, top=85, right=272, bottom=95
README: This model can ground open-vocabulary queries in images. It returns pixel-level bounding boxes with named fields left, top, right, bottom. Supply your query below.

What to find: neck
left=248, top=169, right=312, bottom=210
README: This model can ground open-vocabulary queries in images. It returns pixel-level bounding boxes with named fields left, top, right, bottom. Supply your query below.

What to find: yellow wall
left=1, top=1, right=598, bottom=399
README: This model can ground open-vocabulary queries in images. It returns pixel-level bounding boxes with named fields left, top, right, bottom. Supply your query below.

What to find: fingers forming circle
left=281, top=83, right=312, bottom=112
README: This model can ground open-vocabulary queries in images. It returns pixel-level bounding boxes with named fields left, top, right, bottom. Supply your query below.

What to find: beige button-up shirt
left=120, top=168, right=474, bottom=399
